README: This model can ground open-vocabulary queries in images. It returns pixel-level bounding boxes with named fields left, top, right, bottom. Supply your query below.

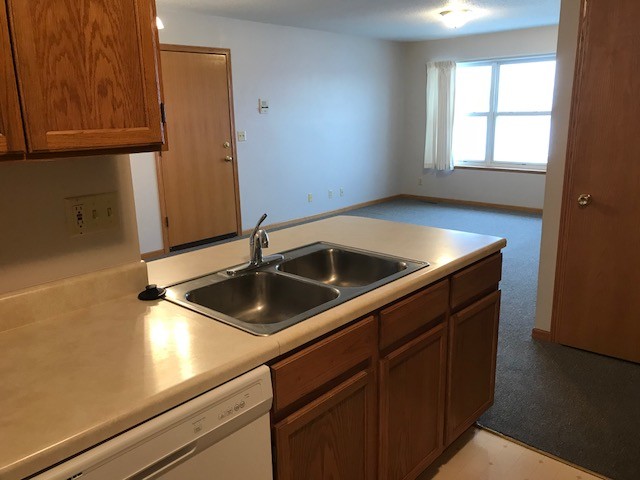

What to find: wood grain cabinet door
left=0, top=0, right=25, bottom=156
left=6, top=0, right=164, bottom=153
left=274, top=370, right=377, bottom=480
left=379, top=323, right=447, bottom=480
left=446, top=290, right=500, bottom=445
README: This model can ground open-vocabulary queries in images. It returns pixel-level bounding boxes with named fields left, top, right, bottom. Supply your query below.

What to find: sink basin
left=185, top=272, right=339, bottom=325
left=165, top=271, right=341, bottom=335
left=278, top=247, right=407, bottom=287
left=164, top=242, right=428, bottom=336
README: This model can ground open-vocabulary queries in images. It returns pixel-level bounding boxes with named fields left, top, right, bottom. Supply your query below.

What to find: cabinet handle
left=224, top=156, right=233, bottom=162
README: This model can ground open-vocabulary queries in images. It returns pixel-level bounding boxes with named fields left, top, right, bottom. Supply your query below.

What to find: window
left=452, top=56, right=556, bottom=170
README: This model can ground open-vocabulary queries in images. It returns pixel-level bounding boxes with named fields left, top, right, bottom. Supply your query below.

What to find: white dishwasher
left=34, top=365, right=273, bottom=480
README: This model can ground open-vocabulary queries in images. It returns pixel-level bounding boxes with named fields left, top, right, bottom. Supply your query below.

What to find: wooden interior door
left=379, top=323, right=447, bottom=480
left=274, top=370, right=376, bottom=480
left=6, top=0, right=164, bottom=152
left=159, top=46, right=240, bottom=249
left=553, top=0, right=640, bottom=363
left=0, top=0, right=24, bottom=156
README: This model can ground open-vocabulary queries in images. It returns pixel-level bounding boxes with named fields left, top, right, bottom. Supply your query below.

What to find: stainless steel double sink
left=164, top=242, right=428, bottom=336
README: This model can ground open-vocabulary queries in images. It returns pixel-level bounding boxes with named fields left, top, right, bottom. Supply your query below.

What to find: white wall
left=131, top=9, right=405, bottom=252
left=130, top=152, right=164, bottom=254
left=0, top=155, right=141, bottom=295
left=400, top=26, right=559, bottom=209
left=534, top=0, right=581, bottom=332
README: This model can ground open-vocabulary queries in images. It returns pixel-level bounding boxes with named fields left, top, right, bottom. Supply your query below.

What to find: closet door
left=0, top=0, right=25, bottom=156
left=553, top=0, right=640, bottom=362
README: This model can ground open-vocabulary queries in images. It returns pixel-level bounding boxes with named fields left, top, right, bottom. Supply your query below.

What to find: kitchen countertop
left=0, top=216, right=505, bottom=479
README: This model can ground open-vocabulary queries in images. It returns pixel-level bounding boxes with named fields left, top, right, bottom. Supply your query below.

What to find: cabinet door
left=379, top=323, right=447, bottom=480
left=274, top=370, right=376, bottom=480
left=7, top=0, right=164, bottom=153
left=0, top=0, right=24, bottom=156
left=446, top=290, right=500, bottom=445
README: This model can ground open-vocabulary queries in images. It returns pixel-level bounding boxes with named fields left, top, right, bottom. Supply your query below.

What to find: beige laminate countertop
left=0, top=216, right=505, bottom=480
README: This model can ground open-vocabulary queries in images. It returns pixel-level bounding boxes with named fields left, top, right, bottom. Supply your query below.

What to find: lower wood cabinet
left=271, top=316, right=377, bottom=480
left=446, top=290, right=501, bottom=445
left=270, top=253, right=502, bottom=480
left=379, top=323, right=447, bottom=480
left=273, top=369, right=377, bottom=480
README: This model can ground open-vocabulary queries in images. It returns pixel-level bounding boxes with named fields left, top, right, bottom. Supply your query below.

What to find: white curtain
left=424, top=61, right=456, bottom=171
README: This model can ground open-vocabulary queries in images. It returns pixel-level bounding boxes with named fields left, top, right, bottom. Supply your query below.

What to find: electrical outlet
left=65, top=192, right=118, bottom=236
left=73, top=204, right=85, bottom=232
left=418, top=177, right=423, bottom=186
left=328, top=190, right=333, bottom=199
left=237, top=131, right=247, bottom=142
left=307, top=193, right=313, bottom=203
left=340, top=187, right=344, bottom=197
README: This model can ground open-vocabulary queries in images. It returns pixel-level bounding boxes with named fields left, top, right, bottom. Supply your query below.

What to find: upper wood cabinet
left=0, top=0, right=25, bottom=156
left=5, top=0, right=165, bottom=154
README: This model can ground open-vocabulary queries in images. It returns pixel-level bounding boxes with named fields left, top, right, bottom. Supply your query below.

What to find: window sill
left=454, top=165, right=546, bottom=175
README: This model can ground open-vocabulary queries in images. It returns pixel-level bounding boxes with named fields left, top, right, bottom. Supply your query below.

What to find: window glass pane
left=455, top=65, right=492, bottom=114
left=494, top=115, right=551, bottom=164
left=453, top=115, right=487, bottom=163
left=497, top=60, right=556, bottom=112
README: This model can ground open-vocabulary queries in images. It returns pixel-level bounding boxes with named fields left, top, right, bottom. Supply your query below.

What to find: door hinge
left=160, top=102, right=167, bottom=124
left=164, top=216, right=169, bottom=228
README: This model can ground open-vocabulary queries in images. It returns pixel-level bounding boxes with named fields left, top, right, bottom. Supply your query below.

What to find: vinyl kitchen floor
left=419, top=428, right=606, bottom=480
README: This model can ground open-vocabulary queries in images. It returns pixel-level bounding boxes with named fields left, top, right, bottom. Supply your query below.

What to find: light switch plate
left=258, top=99, right=269, bottom=114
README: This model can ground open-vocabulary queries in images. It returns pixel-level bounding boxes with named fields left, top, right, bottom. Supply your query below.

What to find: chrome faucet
left=249, top=213, right=269, bottom=266
left=227, top=213, right=284, bottom=275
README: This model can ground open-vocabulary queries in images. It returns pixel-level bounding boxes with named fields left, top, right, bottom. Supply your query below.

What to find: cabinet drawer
left=271, top=316, right=376, bottom=413
left=379, top=280, right=448, bottom=351
left=450, top=253, right=502, bottom=311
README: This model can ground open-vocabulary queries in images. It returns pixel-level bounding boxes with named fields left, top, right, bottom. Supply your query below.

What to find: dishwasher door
left=34, top=365, right=273, bottom=480
left=156, top=413, right=271, bottom=480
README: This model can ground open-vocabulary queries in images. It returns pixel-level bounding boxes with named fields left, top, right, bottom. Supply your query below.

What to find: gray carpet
left=344, top=198, right=640, bottom=480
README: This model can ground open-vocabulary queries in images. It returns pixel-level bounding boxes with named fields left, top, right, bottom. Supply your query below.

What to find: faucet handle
left=259, top=229, right=270, bottom=248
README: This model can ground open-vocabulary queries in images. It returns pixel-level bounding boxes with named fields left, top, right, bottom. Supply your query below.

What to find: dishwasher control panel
left=194, top=382, right=263, bottom=435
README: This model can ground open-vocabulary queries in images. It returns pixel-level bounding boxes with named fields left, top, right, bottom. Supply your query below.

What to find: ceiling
left=157, top=0, right=561, bottom=42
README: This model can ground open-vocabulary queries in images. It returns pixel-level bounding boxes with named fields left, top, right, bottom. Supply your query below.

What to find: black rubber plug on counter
left=138, top=284, right=166, bottom=301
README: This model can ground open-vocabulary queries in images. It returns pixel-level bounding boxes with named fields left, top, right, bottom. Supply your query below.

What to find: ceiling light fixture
left=156, top=16, right=165, bottom=30
left=439, top=8, right=473, bottom=29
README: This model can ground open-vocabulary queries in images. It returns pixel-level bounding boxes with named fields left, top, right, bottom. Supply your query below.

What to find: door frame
left=549, top=2, right=586, bottom=343
left=155, top=44, right=242, bottom=254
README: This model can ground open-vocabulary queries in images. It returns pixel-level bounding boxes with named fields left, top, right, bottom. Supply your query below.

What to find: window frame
left=453, top=54, right=556, bottom=172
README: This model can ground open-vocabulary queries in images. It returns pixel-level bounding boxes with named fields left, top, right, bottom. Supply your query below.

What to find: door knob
left=223, top=141, right=230, bottom=148
left=577, top=194, right=592, bottom=207
left=224, top=156, right=233, bottom=162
